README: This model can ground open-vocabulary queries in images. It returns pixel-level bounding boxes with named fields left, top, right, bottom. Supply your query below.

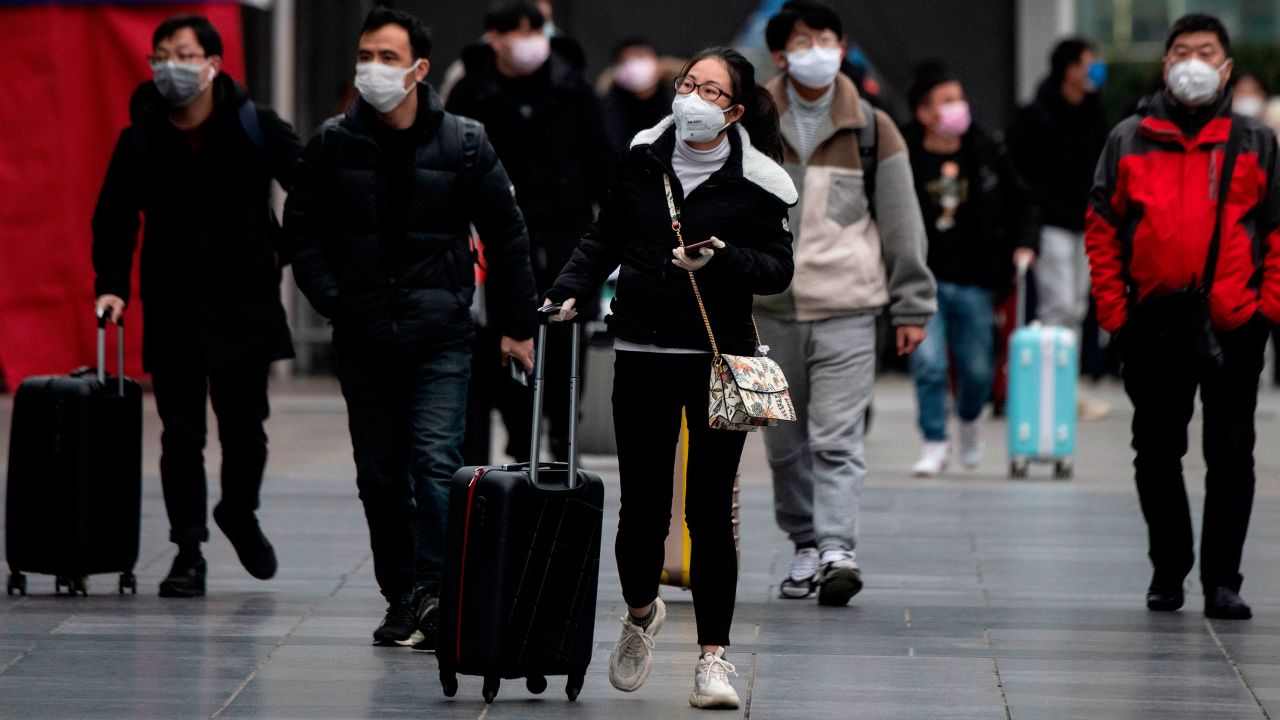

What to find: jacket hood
left=129, top=72, right=247, bottom=126
left=766, top=72, right=869, bottom=132
left=1136, top=89, right=1232, bottom=146
left=629, top=117, right=798, bottom=205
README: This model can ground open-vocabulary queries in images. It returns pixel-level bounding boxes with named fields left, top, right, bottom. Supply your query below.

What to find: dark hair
left=908, top=60, right=958, bottom=110
left=679, top=47, right=782, bottom=162
left=485, top=1, right=545, bottom=33
left=361, top=6, right=432, bottom=59
left=765, top=0, right=843, bottom=52
left=1049, top=38, right=1093, bottom=85
left=1166, top=13, right=1230, bottom=55
left=613, top=36, right=656, bottom=63
left=152, top=14, right=223, bottom=57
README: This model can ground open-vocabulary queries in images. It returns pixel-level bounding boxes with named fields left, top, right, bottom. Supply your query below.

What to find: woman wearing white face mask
left=543, top=47, right=796, bottom=710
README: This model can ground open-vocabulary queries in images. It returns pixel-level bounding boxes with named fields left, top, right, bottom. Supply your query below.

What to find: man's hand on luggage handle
left=500, top=336, right=535, bottom=373
left=897, top=324, right=925, bottom=356
left=1013, top=247, right=1036, bottom=271
left=96, top=295, right=126, bottom=324
left=541, top=297, right=578, bottom=323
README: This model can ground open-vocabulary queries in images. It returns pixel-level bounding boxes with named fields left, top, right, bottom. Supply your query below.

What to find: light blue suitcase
left=1005, top=263, right=1077, bottom=479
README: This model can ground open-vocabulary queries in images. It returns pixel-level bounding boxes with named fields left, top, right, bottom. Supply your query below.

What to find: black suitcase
left=5, top=312, right=142, bottom=596
left=438, top=306, right=604, bottom=704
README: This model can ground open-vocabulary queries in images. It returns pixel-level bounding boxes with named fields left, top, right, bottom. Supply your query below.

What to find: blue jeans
left=337, top=345, right=471, bottom=600
left=910, top=282, right=995, bottom=442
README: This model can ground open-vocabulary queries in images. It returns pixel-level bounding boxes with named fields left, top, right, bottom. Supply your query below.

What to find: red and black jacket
left=1085, top=90, right=1280, bottom=334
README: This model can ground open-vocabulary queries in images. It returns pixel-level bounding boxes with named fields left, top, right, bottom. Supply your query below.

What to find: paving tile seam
left=742, top=652, right=758, bottom=719
left=0, top=642, right=36, bottom=676
left=207, top=554, right=370, bottom=719
left=1206, top=618, right=1276, bottom=719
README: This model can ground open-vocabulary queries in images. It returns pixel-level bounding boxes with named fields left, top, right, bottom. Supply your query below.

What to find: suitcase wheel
left=566, top=673, right=584, bottom=702
left=6, top=572, right=26, bottom=597
left=118, top=573, right=137, bottom=595
left=1053, top=460, right=1074, bottom=481
left=1009, top=459, right=1030, bottom=479
left=440, top=669, right=458, bottom=698
left=482, top=676, right=500, bottom=704
left=526, top=675, right=547, bottom=695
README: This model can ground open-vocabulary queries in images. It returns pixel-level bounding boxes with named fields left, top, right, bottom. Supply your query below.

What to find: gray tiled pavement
left=3, top=374, right=1280, bottom=719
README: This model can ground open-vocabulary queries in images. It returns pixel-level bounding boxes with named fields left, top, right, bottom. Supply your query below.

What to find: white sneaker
left=912, top=441, right=950, bottom=477
left=689, top=647, right=740, bottom=709
left=958, top=420, right=984, bottom=468
left=817, top=549, right=863, bottom=607
left=779, top=547, right=820, bottom=599
left=608, top=597, right=666, bottom=692
left=1078, top=392, right=1112, bottom=422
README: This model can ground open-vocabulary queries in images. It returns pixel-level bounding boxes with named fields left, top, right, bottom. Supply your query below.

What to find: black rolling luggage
left=437, top=305, right=604, bottom=704
left=5, top=311, right=142, bottom=596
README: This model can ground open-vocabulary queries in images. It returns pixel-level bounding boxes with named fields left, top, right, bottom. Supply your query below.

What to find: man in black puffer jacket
left=285, top=7, right=537, bottom=648
left=93, top=14, right=301, bottom=599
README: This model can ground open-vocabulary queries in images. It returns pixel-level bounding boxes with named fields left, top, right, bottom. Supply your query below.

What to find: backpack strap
left=238, top=99, right=265, bottom=155
left=458, top=116, right=483, bottom=178
left=856, top=98, right=878, bottom=214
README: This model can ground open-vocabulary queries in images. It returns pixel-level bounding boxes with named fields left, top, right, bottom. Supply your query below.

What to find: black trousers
left=613, top=351, right=746, bottom=647
left=151, top=365, right=271, bottom=547
left=1121, top=312, right=1267, bottom=593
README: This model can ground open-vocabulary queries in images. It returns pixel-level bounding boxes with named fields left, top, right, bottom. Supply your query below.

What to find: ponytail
left=678, top=47, right=784, bottom=162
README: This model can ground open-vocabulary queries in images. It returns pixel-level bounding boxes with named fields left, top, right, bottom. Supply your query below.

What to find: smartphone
left=684, top=238, right=720, bottom=256
left=509, top=359, right=529, bottom=386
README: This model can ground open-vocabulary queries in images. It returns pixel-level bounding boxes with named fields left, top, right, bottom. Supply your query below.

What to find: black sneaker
left=412, top=591, right=440, bottom=651
left=373, top=595, right=420, bottom=647
left=159, top=554, right=207, bottom=598
left=213, top=505, right=277, bottom=580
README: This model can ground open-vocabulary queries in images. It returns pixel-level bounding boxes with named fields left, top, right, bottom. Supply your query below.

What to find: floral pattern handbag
left=662, top=174, right=797, bottom=432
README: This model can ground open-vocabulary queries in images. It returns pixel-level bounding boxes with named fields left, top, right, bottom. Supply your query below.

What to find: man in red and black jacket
left=1086, top=14, right=1280, bottom=621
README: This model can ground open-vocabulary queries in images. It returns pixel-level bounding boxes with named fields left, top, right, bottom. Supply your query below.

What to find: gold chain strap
left=661, top=174, right=763, bottom=359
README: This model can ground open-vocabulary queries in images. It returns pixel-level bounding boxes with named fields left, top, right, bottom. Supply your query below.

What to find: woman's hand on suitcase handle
left=896, top=324, right=925, bottom=356
left=500, top=336, right=535, bottom=373
left=1013, top=247, right=1036, bottom=272
left=541, top=297, right=578, bottom=323
left=95, top=295, right=126, bottom=324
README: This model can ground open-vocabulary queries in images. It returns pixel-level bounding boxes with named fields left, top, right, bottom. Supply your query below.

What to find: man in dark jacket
left=446, top=0, right=612, bottom=464
left=92, top=14, right=300, bottom=598
left=902, top=61, right=1034, bottom=477
left=1007, top=37, right=1112, bottom=419
left=285, top=7, right=538, bottom=648
left=1086, top=14, right=1280, bottom=620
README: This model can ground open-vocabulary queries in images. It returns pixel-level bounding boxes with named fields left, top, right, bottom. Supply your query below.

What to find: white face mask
left=508, top=34, right=551, bottom=75
left=354, top=59, right=422, bottom=113
left=1167, top=58, right=1227, bottom=107
left=1233, top=95, right=1264, bottom=119
left=615, top=57, right=660, bottom=94
left=785, top=46, right=843, bottom=90
left=152, top=60, right=215, bottom=107
left=672, top=92, right=731, bottom=143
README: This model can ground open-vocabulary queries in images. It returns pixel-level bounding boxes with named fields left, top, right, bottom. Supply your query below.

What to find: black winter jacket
left=1006, top=80, right=1110, bottom=233
left=92, top=75, right=299, bottom=372
left=901, top=120, right=1035, bottom=294
left=285, top=84, right=538, bottom=354
left=546, top=121, right=796, bottom=356
left=445, top=45, right=612, bottom=291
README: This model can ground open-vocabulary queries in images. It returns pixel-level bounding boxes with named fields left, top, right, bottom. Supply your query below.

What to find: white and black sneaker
left=372, top=595, right=422, bottom=647
left=689, top=647, right=740, bottom=709
left=817, top=549, right=863, bottom=607
left=608, top=597, right=666, bottom=692
left=779, top=547, right=820, bottom=599
left=411, top=592, right=439, bottom=651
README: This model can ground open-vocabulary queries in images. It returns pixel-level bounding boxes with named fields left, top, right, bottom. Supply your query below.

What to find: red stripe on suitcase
left=456, top=467, right=485, bottom=665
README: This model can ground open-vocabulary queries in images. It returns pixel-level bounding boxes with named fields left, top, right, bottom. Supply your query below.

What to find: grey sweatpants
left=1035, top=226, right=1091, bottom=333
left=759, top=314, right=877, bottom=556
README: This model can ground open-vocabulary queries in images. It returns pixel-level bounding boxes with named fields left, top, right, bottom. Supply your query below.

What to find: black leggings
left=612, top=351, right=746, bottom=647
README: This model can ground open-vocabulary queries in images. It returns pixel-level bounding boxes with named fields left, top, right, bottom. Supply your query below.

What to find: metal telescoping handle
left=529, top=304, right=581, bottom=488
left=96, top=308, right=125, bottom=398
left=1015, top=259, right=1030, bottom=329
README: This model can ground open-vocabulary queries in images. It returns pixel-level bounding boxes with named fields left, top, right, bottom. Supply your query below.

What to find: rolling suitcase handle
left=95, top=308, right=126, bottom=398
left=1014, top=254, right=1032, bottom=330
left=530, top=304, right=580, bottom=488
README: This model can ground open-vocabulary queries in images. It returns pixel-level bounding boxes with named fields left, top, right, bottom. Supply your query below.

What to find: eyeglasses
left=674, top=76, right=734, bottom=103
left=147, top=52, right=206, bottom=66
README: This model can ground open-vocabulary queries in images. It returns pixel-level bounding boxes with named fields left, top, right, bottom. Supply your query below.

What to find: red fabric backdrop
left=0, top=2, right=243, bottom=386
